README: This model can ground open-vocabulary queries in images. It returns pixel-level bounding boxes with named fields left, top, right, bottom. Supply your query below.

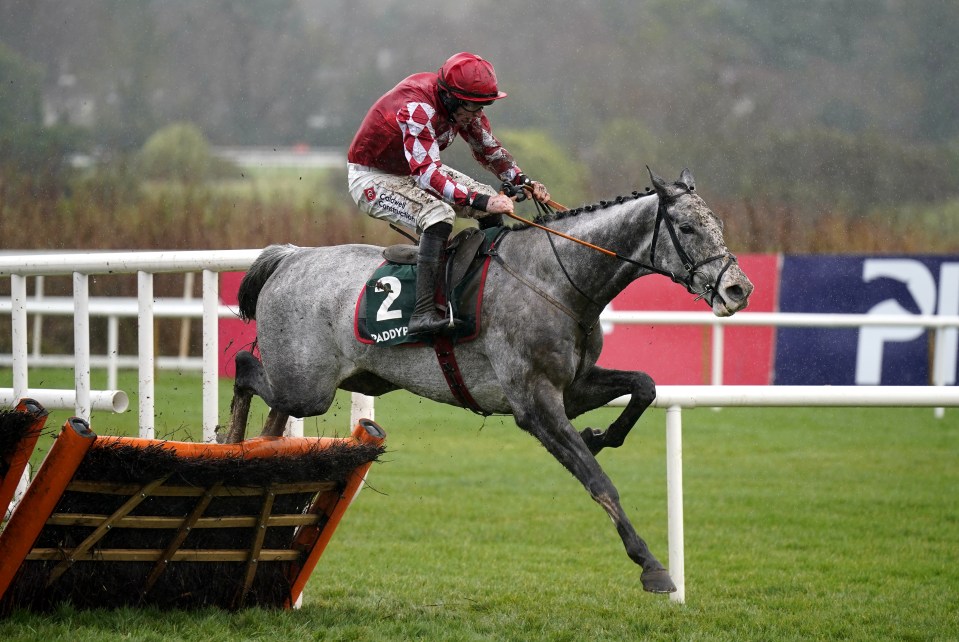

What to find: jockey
left=347, top=52, right=551, bottom=337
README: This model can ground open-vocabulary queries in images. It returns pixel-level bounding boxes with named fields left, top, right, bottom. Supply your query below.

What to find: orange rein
left=499, top=186, right=620, bottom=259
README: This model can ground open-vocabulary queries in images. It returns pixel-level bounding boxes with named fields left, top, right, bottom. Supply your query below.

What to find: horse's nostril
left=725, top=284, right=745, bottom=301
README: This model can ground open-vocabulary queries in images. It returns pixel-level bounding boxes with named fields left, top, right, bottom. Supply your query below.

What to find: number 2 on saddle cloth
left=353, top=227, right=507, bottom=348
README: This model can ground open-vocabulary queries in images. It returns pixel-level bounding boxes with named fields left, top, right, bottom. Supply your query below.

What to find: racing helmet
left=437, top=52, right=508, bottom=102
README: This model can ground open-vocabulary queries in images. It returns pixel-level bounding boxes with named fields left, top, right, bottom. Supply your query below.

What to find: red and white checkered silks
left=348, top=72, right=524, bottom=209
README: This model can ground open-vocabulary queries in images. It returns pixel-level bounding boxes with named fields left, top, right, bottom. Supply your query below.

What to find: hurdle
left=0, top=400, right=385, bottom=613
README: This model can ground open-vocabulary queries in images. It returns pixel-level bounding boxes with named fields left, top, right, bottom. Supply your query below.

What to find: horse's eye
left=679, top=224, right=695, bottom=235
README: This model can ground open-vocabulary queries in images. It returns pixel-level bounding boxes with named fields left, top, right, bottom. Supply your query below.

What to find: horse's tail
left=237, top=244, right=299, bottom=321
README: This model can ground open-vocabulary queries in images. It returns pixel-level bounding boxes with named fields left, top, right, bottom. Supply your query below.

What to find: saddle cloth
left=354, top=227, right=504, bottom=347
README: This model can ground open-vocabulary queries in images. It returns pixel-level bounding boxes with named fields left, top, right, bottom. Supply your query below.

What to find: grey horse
left=225, top=168, right=753, bottom=594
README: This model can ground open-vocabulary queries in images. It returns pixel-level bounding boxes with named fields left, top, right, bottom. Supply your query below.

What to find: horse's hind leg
left=260, top=407, right=291, bottom=437
left=223, top=351, right=268, bottom=444
left=226, top=349, right=338, bottom=439
left=564, top=366, right=656, bottom=456
left=222, top=385, right=253, bottom=443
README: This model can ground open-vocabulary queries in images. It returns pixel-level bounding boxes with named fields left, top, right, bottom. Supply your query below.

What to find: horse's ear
left=648, top=166, right=688, bottom=201
left=678, top=168, right=695, bottom=192
left=647, top=166, right=669, bottom=196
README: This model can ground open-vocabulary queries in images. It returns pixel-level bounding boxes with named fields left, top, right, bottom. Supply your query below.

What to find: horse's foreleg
left=223, top=350, right=270, bottom=443
left=565, top=367, right=656, bottom=456
left=222, top=385, right=253, bottom=443
left=511, top=384, right=675, bottom=594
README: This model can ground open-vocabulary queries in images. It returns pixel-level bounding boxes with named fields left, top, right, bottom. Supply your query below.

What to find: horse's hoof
left=641, top=568, right=677, bottom=594
left=579, top=427, right=603, bottom=455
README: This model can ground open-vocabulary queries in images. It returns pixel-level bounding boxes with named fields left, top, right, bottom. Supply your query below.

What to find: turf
left=1, top=369, right=957, bottom=640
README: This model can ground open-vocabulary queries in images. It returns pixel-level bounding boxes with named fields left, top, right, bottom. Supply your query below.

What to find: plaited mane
left=508, top=188, right=655, bottom=230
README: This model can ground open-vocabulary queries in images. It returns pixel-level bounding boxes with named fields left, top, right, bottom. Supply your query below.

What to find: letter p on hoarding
left=855, top=259, right=953, bottom=384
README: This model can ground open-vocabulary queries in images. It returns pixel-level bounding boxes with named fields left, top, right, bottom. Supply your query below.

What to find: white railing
left=602, top=310, right=959, bottom=391
left=647, top=384, right=959, bottom=604
left=0, top=250, right=376, bottom=443
left=0, top=250, right=258, bottom=441
left=0, top=295, right=241, bottom=386
left=3, top=251, right=959, bottom=433
left=8, top=302, right=959, bottom=406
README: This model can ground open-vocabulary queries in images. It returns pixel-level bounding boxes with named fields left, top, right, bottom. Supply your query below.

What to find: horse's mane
left=507, top=188, right=655, bottom=230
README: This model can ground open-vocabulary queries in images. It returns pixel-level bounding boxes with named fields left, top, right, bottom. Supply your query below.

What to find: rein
left=500, top=184, right=736, bottom=308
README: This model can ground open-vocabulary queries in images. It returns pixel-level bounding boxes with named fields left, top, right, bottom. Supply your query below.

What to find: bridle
left=645, top=188, right=738, bottom=308
left=500, top=183, right=738, bottom=309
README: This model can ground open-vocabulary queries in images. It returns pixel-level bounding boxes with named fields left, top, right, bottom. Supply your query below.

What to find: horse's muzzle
left=711, top=264, right=753, bottom=317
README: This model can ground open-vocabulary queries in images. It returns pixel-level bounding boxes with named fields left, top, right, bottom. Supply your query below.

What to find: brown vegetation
left=4, top=169, right=955, bottom=256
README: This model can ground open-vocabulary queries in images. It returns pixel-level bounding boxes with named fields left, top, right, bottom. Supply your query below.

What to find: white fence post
left=351, top=393, right=375, bottom=426
left=665, top=405, right=685, bottom=605
left=107, top=315, right=119, bottom=391
left=711, top=324, right=724, bottom=386
left=179, top=272, right=195, bottom=360
left=73, top=272, right=91, bottom=422
left=202, top=269, right=218, bottom=443
left=138, top=271, right=155, bottom=439
left=284, top=417, right=304, bottom=438
left=11, top=274, right=28, bottom=401
left=31, top=275, right=43, bottom=359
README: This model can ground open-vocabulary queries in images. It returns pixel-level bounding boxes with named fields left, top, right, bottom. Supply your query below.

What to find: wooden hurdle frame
left=0, top=401, right=385, bottom=613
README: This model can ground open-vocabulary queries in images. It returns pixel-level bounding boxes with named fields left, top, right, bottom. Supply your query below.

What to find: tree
left=0, top=41, right=83, bottom=196
left=137, top=122, right=229, bottom=184
left=0, top=41, right=43, bottom=132
left=903, top=1, right=959, bottom=142
left=495, top=129, right=590, bottom=207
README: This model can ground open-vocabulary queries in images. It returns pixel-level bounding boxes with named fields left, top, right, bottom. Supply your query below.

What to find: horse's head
left=648, top=168, right=753, bottom=317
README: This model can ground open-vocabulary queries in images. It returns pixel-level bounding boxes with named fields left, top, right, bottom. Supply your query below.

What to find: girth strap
left=432, top=335, right=490, bottom=416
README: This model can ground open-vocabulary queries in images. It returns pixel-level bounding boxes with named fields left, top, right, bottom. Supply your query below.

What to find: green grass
left=2, top=369, right=958, bottom=640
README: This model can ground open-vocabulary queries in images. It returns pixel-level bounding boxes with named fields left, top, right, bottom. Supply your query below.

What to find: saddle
left=382, top=225, right=488, bottom=287
left=354, top=227, right=508, bottom=347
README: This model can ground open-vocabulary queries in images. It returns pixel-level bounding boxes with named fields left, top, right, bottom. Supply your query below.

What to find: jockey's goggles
left=461, top=100, right=494, bottom=113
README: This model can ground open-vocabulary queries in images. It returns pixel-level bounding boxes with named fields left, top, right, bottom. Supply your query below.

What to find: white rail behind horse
left=1, top=251, right=253, bottom=443
left=646, top=384, right=959, bottom=605
left=2, top=249, right=959, bottom=434
left=0, top=250, right=376, bottom=441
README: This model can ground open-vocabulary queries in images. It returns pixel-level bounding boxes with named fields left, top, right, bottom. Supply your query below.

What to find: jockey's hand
left=486, top=193, right=515, bottom=215
left=528, top=181, right=551, bottom=203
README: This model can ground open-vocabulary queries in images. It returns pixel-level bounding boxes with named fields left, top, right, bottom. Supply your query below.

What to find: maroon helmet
left=437, top=52, right=507, bottom=102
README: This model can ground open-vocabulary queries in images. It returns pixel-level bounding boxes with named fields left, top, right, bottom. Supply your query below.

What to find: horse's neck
left=503, top=196, right=659, bottom=311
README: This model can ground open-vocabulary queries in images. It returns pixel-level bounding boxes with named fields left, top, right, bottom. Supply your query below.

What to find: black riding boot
left=408, top=223, right=455, bottom=336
